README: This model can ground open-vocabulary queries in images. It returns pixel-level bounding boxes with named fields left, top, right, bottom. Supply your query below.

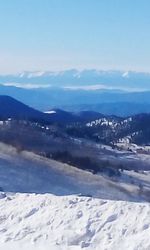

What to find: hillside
left=1, top=95, right=150, bottom=158
left=0, top=143, right=149, bottom=250
left=0, top=95, right=52, bottom=123
left=0, top=143, right=139, bottom=200
left=67, top=113, right=150, bottom=145
left=0, top=96, right=78, bottom=124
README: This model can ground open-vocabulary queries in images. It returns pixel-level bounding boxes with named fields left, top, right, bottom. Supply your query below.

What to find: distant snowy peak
left=19, top=71, right=62, bottom=78
left=19, top=71, right=45, bottom=78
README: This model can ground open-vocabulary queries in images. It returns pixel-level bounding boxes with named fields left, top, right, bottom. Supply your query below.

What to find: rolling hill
left=0, top=96, right=77, bottom=124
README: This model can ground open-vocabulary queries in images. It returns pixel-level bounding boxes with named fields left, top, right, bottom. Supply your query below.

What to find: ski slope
left=0, top=142, right=150, bottom=250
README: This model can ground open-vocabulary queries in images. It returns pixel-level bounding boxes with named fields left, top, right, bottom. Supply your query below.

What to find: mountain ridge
left=1, top=84, right=150, bottom=116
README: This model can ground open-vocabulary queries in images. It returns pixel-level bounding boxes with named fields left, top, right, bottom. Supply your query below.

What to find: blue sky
left=0, top=0, right=150, bottom=74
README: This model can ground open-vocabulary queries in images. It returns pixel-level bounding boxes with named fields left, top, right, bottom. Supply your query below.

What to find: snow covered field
left=0, top=142, right=150, bottom=250
left=0, top=193, right=150, bottom=250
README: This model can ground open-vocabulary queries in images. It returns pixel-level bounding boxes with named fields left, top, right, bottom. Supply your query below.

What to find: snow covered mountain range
left=1, top=70, right=150, bottom=90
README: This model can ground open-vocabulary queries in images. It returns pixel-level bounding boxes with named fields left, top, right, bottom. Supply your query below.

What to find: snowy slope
left=0, top=142, right=140, bottom=201
left=0, top=193, right=150, bottom=250
left=0, top=142, right=150, bottom=250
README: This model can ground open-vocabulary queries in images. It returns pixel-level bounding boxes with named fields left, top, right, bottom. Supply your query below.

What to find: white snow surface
left=0, top=193, right=150, bottom=250
left=0, top=142, right=150, bottom=250
left=44, top=110, right=56, bottom=114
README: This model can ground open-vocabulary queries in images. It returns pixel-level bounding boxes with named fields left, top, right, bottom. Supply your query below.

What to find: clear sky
left=0, top=0, right=150, bottom=74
